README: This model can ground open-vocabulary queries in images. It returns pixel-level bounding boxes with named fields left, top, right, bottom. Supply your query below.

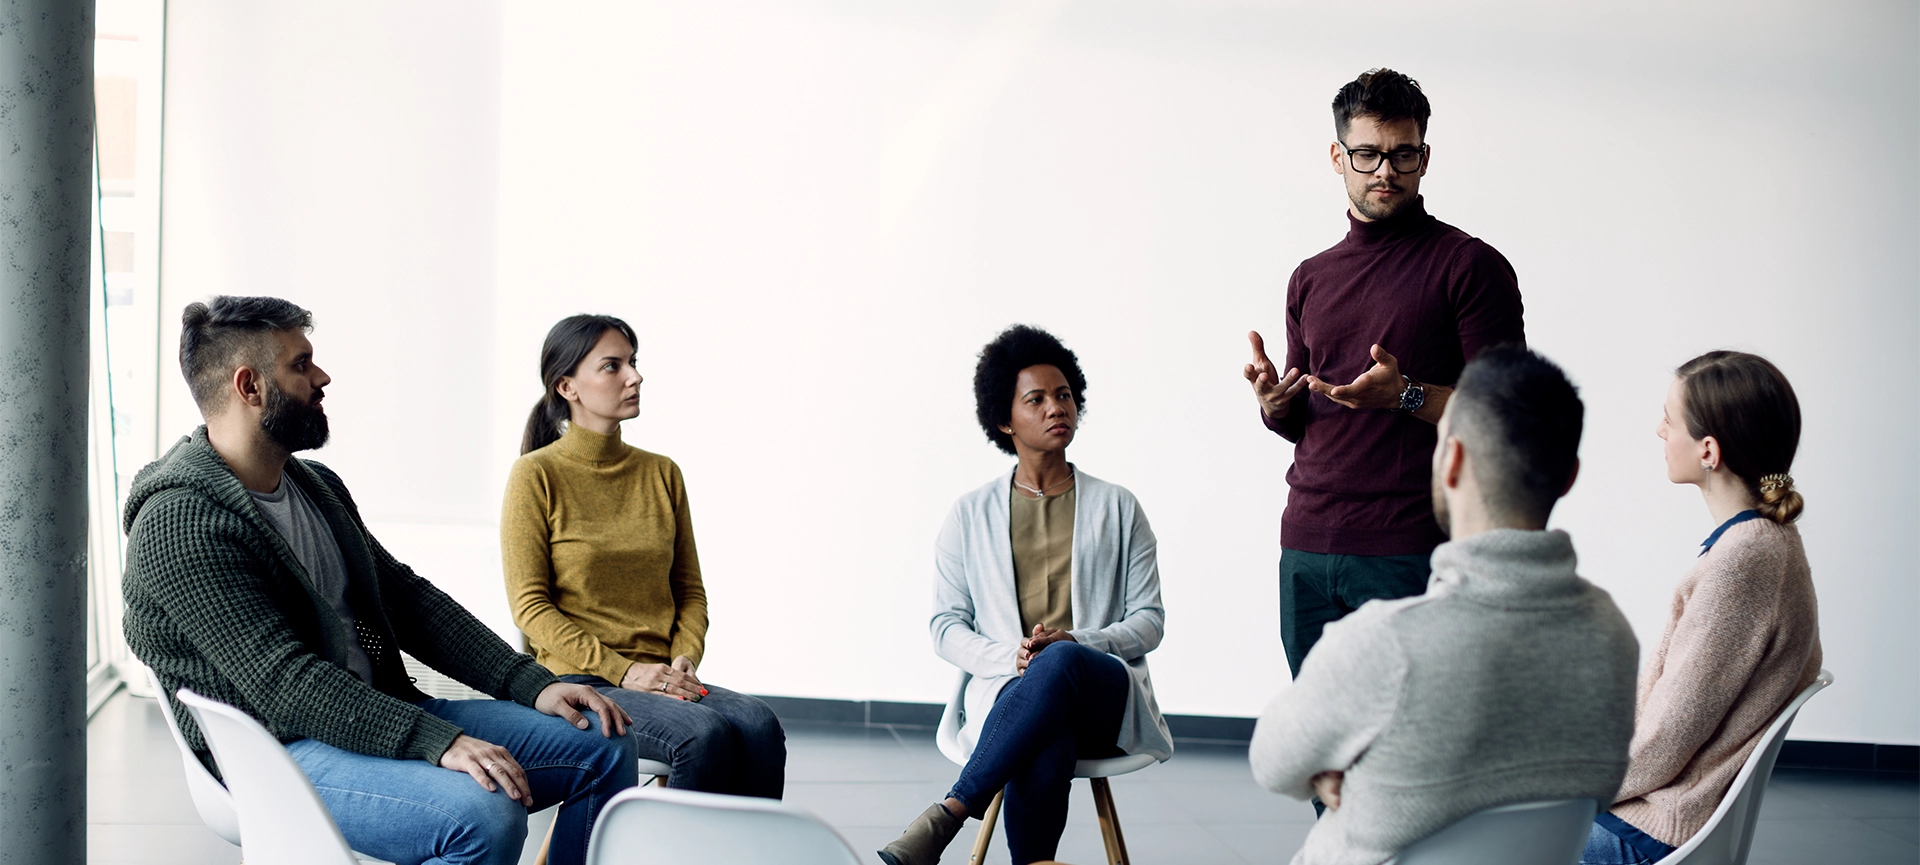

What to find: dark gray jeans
left=558, top=675, right=786, bottom=799
left=1279, top=548, right=1432, bottom=677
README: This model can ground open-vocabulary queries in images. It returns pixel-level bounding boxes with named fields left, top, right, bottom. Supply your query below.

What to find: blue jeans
left=1582, top=815, right=1677, bottom=864
left=286, top=698, right=638, bottom=865
left=948, top=641, right=1129, bottom=865
left=559, top=675, right=786, bottom=799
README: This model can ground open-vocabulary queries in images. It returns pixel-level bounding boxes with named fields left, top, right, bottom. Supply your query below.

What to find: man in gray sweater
left=1251, top=346, right=1639, bottom=865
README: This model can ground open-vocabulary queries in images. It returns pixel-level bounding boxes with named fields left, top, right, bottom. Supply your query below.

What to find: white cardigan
left=930, top=467, right=1174, bottom=762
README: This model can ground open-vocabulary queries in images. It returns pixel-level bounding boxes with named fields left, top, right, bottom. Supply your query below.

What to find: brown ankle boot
left=877, top=803, right=964, bottom=865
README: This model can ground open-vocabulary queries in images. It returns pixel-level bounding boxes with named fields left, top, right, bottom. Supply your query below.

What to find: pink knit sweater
left=1609, top=517, right=1822, bottom=847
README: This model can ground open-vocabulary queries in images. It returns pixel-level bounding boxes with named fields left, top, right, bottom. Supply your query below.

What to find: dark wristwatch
left=1396, top=375, right=1426, bottom=414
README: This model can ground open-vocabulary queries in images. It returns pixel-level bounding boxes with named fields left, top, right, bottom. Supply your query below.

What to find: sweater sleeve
left=931, top=502, right=1018, bottom=677
left=500, top=458, right=636, bottom=685
left=1068, top=496, right=1164, bottom=661
left=664, top=461, right=709, bottom=667
left=1264, top=268, right=1312, bottom=443
left=1613, top=552, right=1783, bottom=803
left=1250, top=610, right=1408, bottom=799
left=304, top=462, right=556, bottom=709
left=128, top=492, right=464, bottom=764
left=1447, top=239, right=1525, bottom=363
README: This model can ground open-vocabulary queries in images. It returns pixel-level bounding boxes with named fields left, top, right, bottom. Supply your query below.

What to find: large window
left=86, top=0, right=167, bottom=712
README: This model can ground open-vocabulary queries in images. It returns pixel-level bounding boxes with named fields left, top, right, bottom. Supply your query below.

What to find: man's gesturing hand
left=1016, top=624, right=1076, bottom=675
left=1312, top=770, right=1344, bottom=811
left=1245, top=331, right=1308, bottom=420
left=1308, top=343, right=1404, bottom=411
left=535, top=682, right=632, bottom=737
left=439, top=734, right=531, bottom=804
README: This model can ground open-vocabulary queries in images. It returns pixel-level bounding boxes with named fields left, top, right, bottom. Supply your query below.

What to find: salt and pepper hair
left=178, top=296, right=314, bottom=413
left=1332, top=67, right=1432, bottom=142
left=1676, top=351, right=1805, bottom=524
left=521, top=314, right=639, bottom=455
left=972, top=325, right=1088, bottom=456
left=1447, top=345, right=1585, bottom=527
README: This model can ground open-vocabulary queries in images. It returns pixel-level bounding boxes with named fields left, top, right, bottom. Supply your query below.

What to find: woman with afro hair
left=879, top=325, right=1172, bottom=865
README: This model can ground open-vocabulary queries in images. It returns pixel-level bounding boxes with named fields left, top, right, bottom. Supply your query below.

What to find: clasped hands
left=622, top=654, right=708, bottom=702
left=1015, top=624, right=1075, bottom=675
left=437, top=681, right=631, bottom=805
left=1244, top=331, right=1407, bottom=419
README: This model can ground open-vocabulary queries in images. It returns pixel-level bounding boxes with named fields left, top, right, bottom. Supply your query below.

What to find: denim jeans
left=947, top=641, right=1129, bottom=865
left=1279, top=548, right=1431, bottom=677
left=559, top=675, right=786, bottom=799
left=1581, top=816, right=1676, bottom=864
left=286, top=698, right=638, bottom=865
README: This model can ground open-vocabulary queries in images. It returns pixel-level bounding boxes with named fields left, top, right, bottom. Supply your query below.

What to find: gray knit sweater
left=122, top=428, right=555, bottom=769
left=1251, top=529, right=1639, bottom=865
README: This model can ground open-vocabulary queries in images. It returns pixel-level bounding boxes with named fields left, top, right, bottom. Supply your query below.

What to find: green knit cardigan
left=122, top=427, right=555, bottom=767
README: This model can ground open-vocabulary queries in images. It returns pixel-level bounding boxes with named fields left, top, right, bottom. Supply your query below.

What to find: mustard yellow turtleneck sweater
left=501, top=423, right=708, bottom=683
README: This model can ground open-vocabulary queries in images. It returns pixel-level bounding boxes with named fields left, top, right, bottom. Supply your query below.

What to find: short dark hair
left=1449, top=345, right=1584, bottom=525
left=972, top=325, right=1087, bottom=456
left=1333, top=68, right=1432, bottom=141
left=1676, top=351, right=1804, bottom=524
left=179, top=296, right=314, bottom=412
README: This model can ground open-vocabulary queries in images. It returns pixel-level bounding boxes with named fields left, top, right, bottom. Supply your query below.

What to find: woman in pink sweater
left=1582, top=351, right=1823, bottom=864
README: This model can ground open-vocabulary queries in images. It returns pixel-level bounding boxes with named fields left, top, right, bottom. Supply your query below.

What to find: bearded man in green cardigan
left=123, top=296, right=637, bottom=865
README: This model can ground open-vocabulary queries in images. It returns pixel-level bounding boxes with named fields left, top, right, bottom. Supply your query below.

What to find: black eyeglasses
left=1340, top=143, right=1427, bottom=174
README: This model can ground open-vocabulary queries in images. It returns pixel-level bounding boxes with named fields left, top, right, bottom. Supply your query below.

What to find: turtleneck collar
left=1345, top=195, right=1435, bottom=245
left=554, top=422, right=630, bottom=464
left=1427, top=528, right=1584, bottom=607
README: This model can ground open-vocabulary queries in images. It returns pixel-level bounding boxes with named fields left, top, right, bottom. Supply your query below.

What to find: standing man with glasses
left=1244, top=68, right=1525, bottom=679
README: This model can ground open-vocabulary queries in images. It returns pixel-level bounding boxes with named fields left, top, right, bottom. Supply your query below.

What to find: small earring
left=1702, top=462, right=1714, bottom=471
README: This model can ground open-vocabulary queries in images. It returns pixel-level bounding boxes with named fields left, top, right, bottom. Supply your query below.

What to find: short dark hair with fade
left=1448, top=345, right=1584, bottom=526
left=179, top=296, right=314, bottom=412
left=1333, top=67, right=1432, bottom=142
left=973, top=325, right=1087, bottom=456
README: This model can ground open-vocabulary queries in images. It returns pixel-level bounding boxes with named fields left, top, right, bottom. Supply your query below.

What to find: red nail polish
left=701, top=689, right=709, bottom=696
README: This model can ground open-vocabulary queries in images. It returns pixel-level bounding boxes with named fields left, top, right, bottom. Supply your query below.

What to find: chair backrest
left=1390, top=798, right=1596, bottom=865
left=585, top=786, right=861, bottom=865
left=146, top=668, right=241, bottom=846
left=935, top=670, right=970, bottom=766
left=1665, top=668, right=1833, bottom=865
left=174, top=688, right=360, bottom=865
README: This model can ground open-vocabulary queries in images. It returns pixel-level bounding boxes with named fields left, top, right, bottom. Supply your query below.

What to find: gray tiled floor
left=89, top=689, right=1917, bottom=864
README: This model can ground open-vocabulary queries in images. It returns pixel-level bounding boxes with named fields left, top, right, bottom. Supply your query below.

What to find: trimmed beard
left=261, top=381, right=330, bottom=453
left=1430, top=471, right=1452, bottom=538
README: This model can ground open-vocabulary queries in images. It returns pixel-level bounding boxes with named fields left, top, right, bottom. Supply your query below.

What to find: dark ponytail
left=1675, top=350, right=1805, bottom=524
left=520, top=314, right=640, bottom=455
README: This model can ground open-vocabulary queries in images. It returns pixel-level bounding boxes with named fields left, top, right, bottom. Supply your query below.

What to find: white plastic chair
left=936, top=672, right=1157, bottom=865
left=174, top=687, right=362, bottom=865
left=1664, top=668, right=1834, bottom=864
left=584, top=786, right=861, bottom=864
left=1387, top=798, right=1596, bottom=865
left=149, top=670, right=398, bottom=864
left=147, top=667, right=242, bottom=847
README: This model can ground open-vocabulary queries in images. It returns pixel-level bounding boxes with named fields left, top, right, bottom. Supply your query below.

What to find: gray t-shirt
left=251, top=473, right=376, bottom=682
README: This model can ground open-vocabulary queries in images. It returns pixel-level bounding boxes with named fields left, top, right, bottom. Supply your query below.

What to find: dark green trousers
left=1279, top=548, right=1433, bottom=677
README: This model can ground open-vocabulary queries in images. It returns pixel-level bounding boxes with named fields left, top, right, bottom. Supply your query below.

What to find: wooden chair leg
left=1090, top=777, right=1131, bottom=865
left=534, top=816, right=555, bottom=865
left=969, top=788, right=1006, bottom=865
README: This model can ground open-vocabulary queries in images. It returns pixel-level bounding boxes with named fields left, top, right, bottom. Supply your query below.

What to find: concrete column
left=0, top=1, right=95, bottom=862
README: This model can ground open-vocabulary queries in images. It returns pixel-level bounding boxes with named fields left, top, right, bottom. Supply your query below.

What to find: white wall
left=159, top=1, right=1918, bottom=745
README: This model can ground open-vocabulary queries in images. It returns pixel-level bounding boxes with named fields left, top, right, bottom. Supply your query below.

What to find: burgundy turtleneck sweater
left=1266, top=197, right=1524, bottom=556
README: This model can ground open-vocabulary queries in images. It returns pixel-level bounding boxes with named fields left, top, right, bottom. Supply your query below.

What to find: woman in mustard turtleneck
left=501, top=314, right=784, bottom=798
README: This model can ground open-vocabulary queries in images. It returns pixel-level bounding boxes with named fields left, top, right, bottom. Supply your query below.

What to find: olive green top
left=502, top=423, right=708, bottom=684
left=1011, top=484, right=1075, bottom=633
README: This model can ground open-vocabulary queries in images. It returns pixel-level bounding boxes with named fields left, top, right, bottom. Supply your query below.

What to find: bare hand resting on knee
left=439, top=734, right=532, bottom=804
left=1016, top=624, right=1076, bottom=674
left=621, top=655, right=708, bottom=701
